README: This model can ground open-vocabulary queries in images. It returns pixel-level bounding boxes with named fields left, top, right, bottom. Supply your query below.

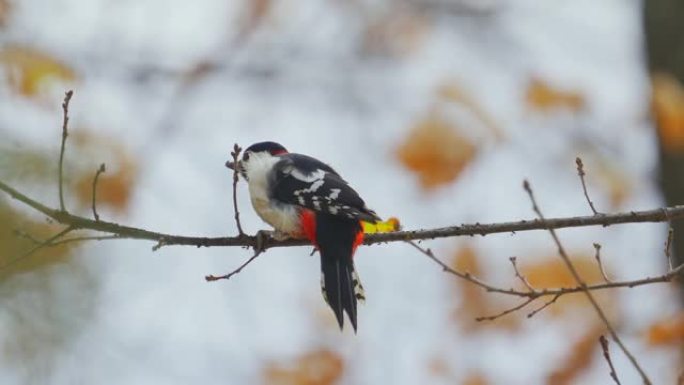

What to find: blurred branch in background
left=645, top=0, right=684, bottom=304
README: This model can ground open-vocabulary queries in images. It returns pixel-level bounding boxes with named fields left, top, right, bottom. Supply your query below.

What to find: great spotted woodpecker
left=229, top=141, right=380, bottom=332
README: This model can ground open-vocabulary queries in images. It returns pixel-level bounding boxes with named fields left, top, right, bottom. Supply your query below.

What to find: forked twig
left=524, top=179, right=651, bottom=385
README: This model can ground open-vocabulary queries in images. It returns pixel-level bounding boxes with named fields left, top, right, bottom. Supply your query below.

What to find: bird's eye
left=243, top=152, right=250, bottom=161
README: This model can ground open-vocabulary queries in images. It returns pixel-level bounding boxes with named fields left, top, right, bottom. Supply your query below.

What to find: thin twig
left=0, top=226, right=74, bottom=271
left=599, top=335, right=622, bottom=385
left=475, top=297, right=535, bottom=322
left=58, top=90, right=73, bottom=212
left=92, top=163, right=106, bottom=221
left=576, top=157, right=602, bottom=215
left=593, top=243, right=612, bottom=283
left=665, top=227, right=674, bottom=270
left=510, top=256, right=535, bottom=291
left=230, top=143, right=245, bottom=236
left=523, top=179, right=652, bottom=385
left=527, top=293, right=561, bottom=318
left=205, top=249, right=263, bottom=282
left=15, top=229, right=121, bottom=247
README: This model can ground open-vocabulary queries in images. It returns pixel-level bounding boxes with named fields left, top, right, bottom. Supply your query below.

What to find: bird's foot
left=254, top=229, right=291, bottom=253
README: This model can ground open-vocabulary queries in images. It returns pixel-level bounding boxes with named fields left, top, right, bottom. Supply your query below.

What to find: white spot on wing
left=328, top=188, right=341, bottom=199
left=292, top=168, right=326, bottom=182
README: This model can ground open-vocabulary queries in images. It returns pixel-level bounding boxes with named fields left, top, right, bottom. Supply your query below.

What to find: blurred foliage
left=0, top=130, right=130, bottom=383
left=547, top=325, right=605, bottom=385
left=652, top=73, right=684, bottom=155
left=361, top=9, right=427, bottom=57
left=263, top=348, right=344, bottom=385
left=526, top=78, right=585, bottom=113
left=0, top=145, right=55, bottom=183
left=0, top=0, right=9, bottom=27
left=397, top=113, right=477, bottom=190
left=646, top=311, right=684, bottom=346
left=71, top=131, right=137, bottom=214
left=0, top=46, right=75, bottom=98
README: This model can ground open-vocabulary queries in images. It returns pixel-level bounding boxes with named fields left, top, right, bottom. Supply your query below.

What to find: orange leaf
left=646, top=311, right=684, bottom=346
left=263, top=349, right=344, bottom=385
left=72, top=131, right=137, bottom=214
left=652, top=73, right=684, bottom=154
left=463, top=372, right=489, bottom=385
left=0, top=46, right=75, bottom=97
left=362, top=11, right=427, bottom=57
left=397, top=114, right=476, bottom=189
left=547, top=326, right=605, bottom=385
left=526, top=78, right=585, bottom=112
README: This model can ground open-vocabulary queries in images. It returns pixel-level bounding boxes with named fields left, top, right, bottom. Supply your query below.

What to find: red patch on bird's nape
left=271, top=149, right=288, bottom=155
left=300, top=209, right=317, bottom=247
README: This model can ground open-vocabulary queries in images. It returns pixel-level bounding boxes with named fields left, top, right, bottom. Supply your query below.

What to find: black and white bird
left=227, top=141, right=380, bottom=332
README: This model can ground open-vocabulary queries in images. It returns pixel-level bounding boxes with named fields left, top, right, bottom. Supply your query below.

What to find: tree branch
left=4, top=177, right=684, bottom=250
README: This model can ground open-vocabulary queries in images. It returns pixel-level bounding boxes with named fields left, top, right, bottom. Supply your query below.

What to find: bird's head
left=225, top=141, right=288, bottom=180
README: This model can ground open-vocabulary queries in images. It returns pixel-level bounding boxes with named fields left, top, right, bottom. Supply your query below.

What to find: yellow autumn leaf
left=526, top=78, right=585, bottom=112
left=397, top=114, right=477, bottom=190
left=646, top=311, right=684, bottom=346
left=263, top=349, right=344, bottom=385
left=652, top=72, right=684, bottom=154
left=0, top=46, right=76, bottom=97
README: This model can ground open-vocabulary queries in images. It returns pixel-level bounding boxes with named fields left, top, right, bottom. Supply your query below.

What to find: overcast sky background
left=0, top=1, right=680, bottom=384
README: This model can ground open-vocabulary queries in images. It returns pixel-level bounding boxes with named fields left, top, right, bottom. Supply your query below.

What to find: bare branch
left=4, top=176, right=684, bottom=250
left=92, top=163, right=106, bottom=221
left=599, top=335, right=622, bottom=385
left=58, top=90, right=73, bottom=212
left=205, top=248, right=263, bottom=282
left=523, top=179, right=652, bottom=385
left=576, top=157, right=602, bottom=215
left=593, top=243, right=612, bottom=283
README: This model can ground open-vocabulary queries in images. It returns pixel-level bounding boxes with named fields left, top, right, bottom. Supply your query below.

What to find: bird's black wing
left=270, top=154, right=379, bottom=222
